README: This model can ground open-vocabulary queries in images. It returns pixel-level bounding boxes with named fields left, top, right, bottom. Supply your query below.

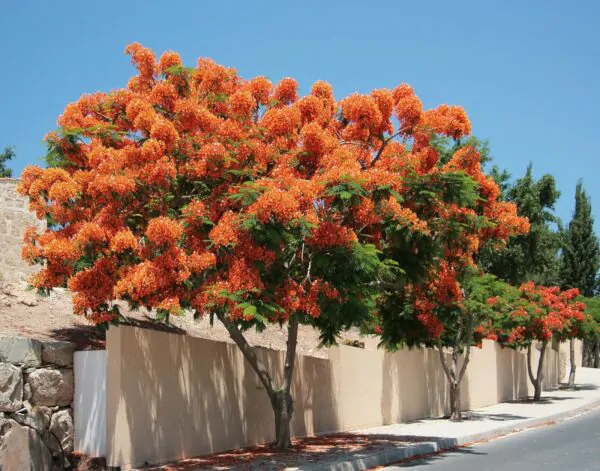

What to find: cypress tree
left=560, top=182, right=599, bottom=296
left=560, top=182, right=600, bottom=374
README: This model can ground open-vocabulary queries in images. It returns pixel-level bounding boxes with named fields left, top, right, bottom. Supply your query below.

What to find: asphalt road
left=382, top=407, right=600, bottom=470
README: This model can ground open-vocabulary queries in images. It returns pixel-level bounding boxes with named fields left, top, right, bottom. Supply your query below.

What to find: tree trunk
left=594, top=336, right=600, bottom=369
left=527, top=342, right=547, bottom=401
left=437, top=344, right=470, bottom=422
left=567, top=338, right=576, bottom=389
left=532, top=379, right=542, bottom=402
left=273, top=315, right=298, bottom=449
left=216, top=311, right=299, bottom=450
left=272, top=389, right=294, bottom=449
left=449, top=382, right=461, bottom=422
left=582, top=337, right=597, bottom=367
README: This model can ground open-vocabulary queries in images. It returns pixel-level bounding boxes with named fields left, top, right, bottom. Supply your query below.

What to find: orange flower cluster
left=492, top=283, right=590, bottom=348
left=18, top=43, right=527, bottom=330
left=145, top=217, right=183, bottom=246
left=421, top=105, right=471, bottom=139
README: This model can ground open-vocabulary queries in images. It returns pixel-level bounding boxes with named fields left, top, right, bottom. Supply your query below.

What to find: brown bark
left=438, top=343, right=470, bottom=422
left=582, top=337, right=595, bottom=367
left=449, top=382, right=461, bottom=421
left=273, top=390, right=294, bottom=449
left=527, top=342, right=547, bottom=401
left=217, top=312, right=299, bottom=449
left=272, top=315, right=299, bottom=449
left=567, top=338, right=576, bottom=390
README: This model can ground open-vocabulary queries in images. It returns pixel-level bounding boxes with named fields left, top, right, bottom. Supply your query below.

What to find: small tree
left=492, top=283, right=587, bottom=400
left=0, top=146, right=15, bottom=178
left=370, top=136, right=529, bottom=421
left=428, top=272, right=515, bottom=421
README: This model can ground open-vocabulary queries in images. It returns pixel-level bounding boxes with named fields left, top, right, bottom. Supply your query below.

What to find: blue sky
left=1, top=0, right=598, bottom=226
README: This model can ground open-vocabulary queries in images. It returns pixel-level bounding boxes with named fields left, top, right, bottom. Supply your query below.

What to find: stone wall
left=0, top=337, right=75, bottom=470
left=0, top=178, right=45, bottom=283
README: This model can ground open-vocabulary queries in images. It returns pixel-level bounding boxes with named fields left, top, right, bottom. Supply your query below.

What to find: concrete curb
left=321, top=398, right=600, bottom=471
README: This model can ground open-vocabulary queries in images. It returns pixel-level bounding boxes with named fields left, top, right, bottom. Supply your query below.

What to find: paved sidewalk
left=329, top=367, right=600, bottom=471
left=139, top=368, right=600, bottom=471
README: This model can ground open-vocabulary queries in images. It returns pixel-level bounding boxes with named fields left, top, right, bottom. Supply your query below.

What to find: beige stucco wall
left=559, top=338, right=584, bottom=380
left=0, top=178, right=44, bottom=283
left=106, top=326, right=561, bottom=469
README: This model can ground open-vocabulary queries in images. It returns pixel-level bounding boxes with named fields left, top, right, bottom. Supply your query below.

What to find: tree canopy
left=17, top=43, right=530, bottom=443
left=0, top=146, right=15, bottom=178
left=560, top=182, right=599, bottom=297
left=479, top=164, right=562, bottom=286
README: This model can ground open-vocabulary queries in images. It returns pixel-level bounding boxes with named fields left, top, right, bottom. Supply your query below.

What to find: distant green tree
left=581, top=297, right=600, bottom=368
left=479, top=163, right=562, bottom=286
left=560, top=182, right=600, bottom=371
left=0, top=146, right=15, bottom=177
left=560, top=182, right=599, bottom=296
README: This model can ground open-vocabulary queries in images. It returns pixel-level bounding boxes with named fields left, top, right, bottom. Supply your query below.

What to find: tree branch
left=216, top=311, right=275, bottom=399
left=282, top=316, right=299, bottom=393
left=536, top=341, right=547, bottom=386
left=526, top=344, right=536, bottom=385
left=458, top=343, right=471, bottom=384
left=302, top=257, right=313, bottom=285
left=93, top=110, right=113, bottom=123
left=437, top=342, right=454, bottom=382
left=369, top=127, right=408, bottom=168
left=285, top=251, right=297, bottom=273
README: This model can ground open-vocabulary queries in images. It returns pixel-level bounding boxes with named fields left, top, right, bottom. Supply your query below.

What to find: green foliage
left=582, top=297, right=600, bottom=323
left=579, top=297, right=600, bottom=338
left=559, top=182, right=600, bottom=297
left=202, top=209, right=388, bottom=346
left=431, top=135, right=492, bottom=167
left=0, top=146, right=15, bottom=177
left=437, top=272, right=514, bottom=350
left=479, top=163, right=562, bottom=285
left=372, top=137, right=510, bottom=352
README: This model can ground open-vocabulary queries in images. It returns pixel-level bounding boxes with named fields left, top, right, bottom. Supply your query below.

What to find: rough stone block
left=0, top=363, right=23, bottom=412
left=23, top=382, right=31, bottom=402
left=0, top=337, right=42, bottom=367
left=0, top=419, right=52, bottom=471
left=10, top=406, right=52, bottom=432
left=28, top=368, right=73, bottom=407
left=49, top=409, right=73, bottom=454
left=42, top=341, right=75, bottom=367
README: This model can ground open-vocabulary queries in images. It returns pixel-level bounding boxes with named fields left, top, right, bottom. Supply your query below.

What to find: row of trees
left=479, top=157, right=600, bottom=379
left=16, top=44, right=599, bottom=448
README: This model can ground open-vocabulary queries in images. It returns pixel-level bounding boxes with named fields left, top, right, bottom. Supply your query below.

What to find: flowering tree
left=17, top=44, right=491, bottom=447
left=378, top=271, right=521, bottom=421
left=365, top=130, right=529, bottom=420
left=491, top=283, right=588, bottom=400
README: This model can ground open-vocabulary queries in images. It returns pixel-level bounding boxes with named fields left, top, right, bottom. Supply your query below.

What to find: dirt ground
left=136, top=433, right=419, bottom=471
left=69, top=432, right=420, bottom=471
left=0, top=281, right=369, bottom=357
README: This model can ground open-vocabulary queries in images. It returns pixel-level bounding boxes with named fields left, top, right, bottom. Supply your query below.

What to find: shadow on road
left=391, top=446, right=486, bottom=468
